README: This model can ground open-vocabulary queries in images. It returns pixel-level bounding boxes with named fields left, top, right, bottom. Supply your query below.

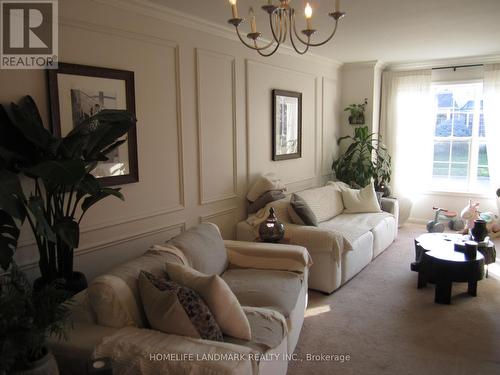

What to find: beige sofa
left=237, top=183, right=398, bottom=294
left=50, top=223, right=311, bottom=375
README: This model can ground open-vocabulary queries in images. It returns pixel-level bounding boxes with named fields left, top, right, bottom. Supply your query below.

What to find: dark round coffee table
left=412, top=233, right=485, bottom=304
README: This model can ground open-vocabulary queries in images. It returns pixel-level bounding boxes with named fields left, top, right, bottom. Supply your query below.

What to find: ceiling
left=152, top=0, right=500, bottom=63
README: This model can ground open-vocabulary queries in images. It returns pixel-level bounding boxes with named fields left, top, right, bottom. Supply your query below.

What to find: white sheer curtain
left=483, top=64, right=500, bottom=193
left=379, top=70, right=433, bottom=199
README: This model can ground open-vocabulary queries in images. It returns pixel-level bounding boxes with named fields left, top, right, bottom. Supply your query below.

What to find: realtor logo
left=1, top=0, right=58, bottom=69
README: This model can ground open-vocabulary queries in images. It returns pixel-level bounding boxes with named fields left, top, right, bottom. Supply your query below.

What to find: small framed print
left=272, top=89, right=302, bottom=161
left=47, top=62, right=139, bottom=186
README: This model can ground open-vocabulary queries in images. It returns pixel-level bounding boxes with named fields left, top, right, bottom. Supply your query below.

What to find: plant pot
left=33, top=271, right=88, bottom=296
left=348, top=113, right=365, bottom=125
left=471, top=219, right=488, bottom=242
left=10, top=348, right=59, bottom=375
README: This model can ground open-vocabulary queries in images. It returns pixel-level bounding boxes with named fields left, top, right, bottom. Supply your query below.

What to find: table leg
left=467, top=281, right=478, bottom=297
left=435, top=281, right=452, bottom=304
left=417, top=271, right=427, bottom=289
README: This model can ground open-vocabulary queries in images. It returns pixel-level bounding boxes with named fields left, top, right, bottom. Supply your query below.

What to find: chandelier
left=227, top=0, right=346, bottom=57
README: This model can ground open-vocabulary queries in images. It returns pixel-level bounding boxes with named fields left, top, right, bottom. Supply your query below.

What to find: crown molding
left=92, top=0, right=343, bottom=68
left=385, top=54, right=500, bottom=71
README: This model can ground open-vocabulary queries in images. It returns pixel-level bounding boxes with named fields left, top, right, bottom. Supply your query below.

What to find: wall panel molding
left=55, top=18, right=186, bottom=232
left=20, top=222, right=186, bottom=272
left=200, top=207, right=238, bottom=239
left=196, top=48, right=238, bottom=205
left=93, top=0, right=342, bottom=68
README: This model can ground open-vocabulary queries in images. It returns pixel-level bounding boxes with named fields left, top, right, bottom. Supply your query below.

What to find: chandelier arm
left=292, top=15, right=340, bottom=47
left=288, top=11, right=310, bottom=54
left=281, top=10, right=288, bottom=43
left=268, top=9, right=281, bottom=43
left=235, top=26, right=275, bottom=51
left=254, top=38, right=281, bottom=57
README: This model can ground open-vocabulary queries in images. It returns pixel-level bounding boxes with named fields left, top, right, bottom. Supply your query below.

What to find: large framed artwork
left=272, top=89, right=302, bottom=161
left=47, top=62, right=139, bottom=186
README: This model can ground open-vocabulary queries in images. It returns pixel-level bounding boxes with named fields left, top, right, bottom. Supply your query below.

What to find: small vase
left=470, top=219, right=488, bottom=242
left=259, top=207, right=285, bottom=243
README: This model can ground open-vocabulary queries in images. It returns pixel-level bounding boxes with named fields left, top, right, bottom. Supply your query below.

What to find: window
left=431, top=82, right=490, bottom=192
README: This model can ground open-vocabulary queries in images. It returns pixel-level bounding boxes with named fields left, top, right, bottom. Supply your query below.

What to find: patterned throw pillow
left=139, top=271, right=223, bottom=342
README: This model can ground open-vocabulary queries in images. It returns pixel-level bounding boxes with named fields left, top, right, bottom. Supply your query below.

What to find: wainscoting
left=0, top=0, right=341, bottom=281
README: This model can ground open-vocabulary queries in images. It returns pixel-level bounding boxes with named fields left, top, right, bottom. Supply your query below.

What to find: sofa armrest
left=93, top=326, right=259, bottom=375
left=381, top=197, right=399, bottom=225
left=224, top=240, right=312, bottom=273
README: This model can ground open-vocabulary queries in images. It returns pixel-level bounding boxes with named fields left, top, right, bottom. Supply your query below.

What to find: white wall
left=339, top=62, right=383, bottom=154
left=0, top=0, right=341, bottom=280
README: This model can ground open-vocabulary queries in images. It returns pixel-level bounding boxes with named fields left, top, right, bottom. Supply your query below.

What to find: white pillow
left=165, top=262, right=251, bottom=341
left=293, top=185, right=344, bottom=224
left=247, top=173, right=286, bottom=202
left=341, top=182, right=381, bottom=214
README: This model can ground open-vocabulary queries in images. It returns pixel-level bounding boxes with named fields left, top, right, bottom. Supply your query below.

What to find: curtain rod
left=432, top=64, right=483, bottom=71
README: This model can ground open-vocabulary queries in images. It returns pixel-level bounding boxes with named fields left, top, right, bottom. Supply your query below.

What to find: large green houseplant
left=0, top=96, right=136, bottom=290
left=0, top=262, right=71, bottom=374
left=332, top=126, right=392, bottom=194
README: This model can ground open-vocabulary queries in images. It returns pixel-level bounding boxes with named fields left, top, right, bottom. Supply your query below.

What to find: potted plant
left=344, top=98, right=368, bottom=125
left=332, top=126, right=392, bottom=195
left=0, top=261, right=71, bottom=375
left=0, top=96, right=136, bottom=293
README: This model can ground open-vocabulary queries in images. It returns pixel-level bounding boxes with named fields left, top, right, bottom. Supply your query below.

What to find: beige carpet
left=288, top=224, right=500, bottom=375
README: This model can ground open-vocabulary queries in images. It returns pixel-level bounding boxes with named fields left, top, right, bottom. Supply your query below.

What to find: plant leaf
left=0, top=170, right=26, bottom=220
left=54, top=218, right=79, bottom=248
left=25, top=160, right=86, bottom=186
left=81, top=188, right=123, bottom=214
left=0, top=209, right=20, bottom=271
left=76, top=174, right=101, bottom=201
left=65, top=110, right=135, bottom=161
left=9, top=97, right=55, bottom=153
left=27, top=196, right=56, bottom=242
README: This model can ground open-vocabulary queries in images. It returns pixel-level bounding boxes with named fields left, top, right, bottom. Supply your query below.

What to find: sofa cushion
left=293, top=185, right=344, bottom=224
left=224, top=307, right=287, bottom=352
left=87, top=249, right=183, bottom=329
left=165, top=262, right=251, bottom=341
left=318, top=212, right=393, bottom=247
left=248, top=190, right=286, bottom=214
left=290, top=193, right=317, bottom=226
left=167, top=223, right=228, bottom=275
left=138, top=271, right=223, bottom=341
left=221, top=268, right=302, bottom=318
left=341, top=182, right=381, bottom=214
left=247, top=173, right=286, bottom=202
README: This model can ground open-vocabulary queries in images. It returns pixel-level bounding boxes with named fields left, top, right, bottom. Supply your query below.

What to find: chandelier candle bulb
left=250, top=7, right=257, bottom=33
left=229, top=0, right=239, bottom=19
left=305, top=3, right=313, bottom=30
left=335, top=0, right=340, bottom=12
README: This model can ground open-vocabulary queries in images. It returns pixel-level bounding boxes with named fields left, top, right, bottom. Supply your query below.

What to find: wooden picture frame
left=272, top=89, right=302, bottom=161
left=47, top=62, right=139, bottom=186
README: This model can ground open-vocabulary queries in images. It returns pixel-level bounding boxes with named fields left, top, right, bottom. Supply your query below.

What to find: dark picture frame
left=47, top=62, right=139, bottom=186
left=272, top=89, right=302, bottom=161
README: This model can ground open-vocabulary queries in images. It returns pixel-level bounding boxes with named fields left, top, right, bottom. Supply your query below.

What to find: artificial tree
left=332, top=126, right=392, bottom=194
left=0, top=96, right=136, bottom=289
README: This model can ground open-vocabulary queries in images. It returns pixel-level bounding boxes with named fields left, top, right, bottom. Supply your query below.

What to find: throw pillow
left=248, top=190, right=286, bottom=214
left=290, top=194, right=317, bottom=226
left=341, top=182, right=382, bottom=214
left=167, top=223, right=228, bottom=276
left=165, top=262, right=252, bottom=341
left=246, top=173, right=286, bottom=202
left=138, top=271, right=223, bottom=341
left=292, top=185, right=344, bottom=224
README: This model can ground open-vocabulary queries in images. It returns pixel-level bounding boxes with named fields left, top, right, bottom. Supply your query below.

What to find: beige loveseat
left=237, top=182, right=398, bottom=294
left=50, top=223, right=311, bottom=375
